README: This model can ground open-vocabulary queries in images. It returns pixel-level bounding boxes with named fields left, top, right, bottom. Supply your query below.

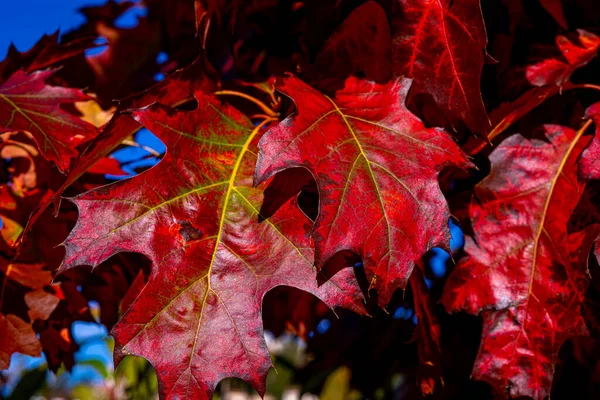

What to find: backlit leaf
left=255, top=75, right=470, bottom=306
left=60, top=90, right=365, bottom=399
left=0, top=70, right=98, bottom=172
left=392, top=0, right=490, bottom=135
left=443, top=124, right=599, bottom=399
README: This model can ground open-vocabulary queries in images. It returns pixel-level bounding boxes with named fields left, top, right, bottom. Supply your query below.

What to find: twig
left=214, top=90, right=279, bottom=118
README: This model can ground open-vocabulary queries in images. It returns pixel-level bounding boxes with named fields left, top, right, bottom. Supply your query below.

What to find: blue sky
left=0, top=0, right=109, bottom=59
left=0, top=0, right=149, bottom=60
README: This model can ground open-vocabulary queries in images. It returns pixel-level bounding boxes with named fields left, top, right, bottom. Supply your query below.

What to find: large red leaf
left=60, top=90, right=365, bottom=399
left=0, top=70, right=98, bottom=173
left=391, top=0, right=490, bottom=135
left=254, top=75, right=470, bottom=306
left=443, top=124, right=599, bottom=399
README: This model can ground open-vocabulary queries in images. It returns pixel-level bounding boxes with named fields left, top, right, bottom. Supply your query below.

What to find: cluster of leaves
left=2, top=0, right=600, bottom=399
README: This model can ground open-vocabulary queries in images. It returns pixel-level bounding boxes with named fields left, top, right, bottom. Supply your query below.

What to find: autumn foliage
left=2, top=0, right=600, bottom=399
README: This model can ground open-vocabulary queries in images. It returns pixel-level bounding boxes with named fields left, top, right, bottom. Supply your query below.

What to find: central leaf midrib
left=185, top=119, right=270, bottom=387
left=116, top=120, right=260, bottom=347
left=324, top=95, right=393, bottom=272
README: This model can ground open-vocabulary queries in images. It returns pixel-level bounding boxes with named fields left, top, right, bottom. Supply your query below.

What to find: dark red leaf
left=443, top=124, right=598, bottom=399
left=0, top=32, right=97, bottom=83
left=60, top=253, right=150, bottom=330
left=392, top=0, right=490, bottom=135
left=34, top=281, right=92, bottom=372
left=0, top=141, right=95, bottom=370
left=488, top=86, right=560, bottom=139
left=305, top=1, right=392, bottom=92
left=538, top=0, right=568, bottom=29
left=87, top=17, right=162, bottom=104
left=87, top=156, right=127, bottom=176
left=0, top=260, right=50, bottom=369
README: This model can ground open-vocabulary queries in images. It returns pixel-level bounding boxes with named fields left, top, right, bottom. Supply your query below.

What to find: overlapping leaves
left=0, top=70, right=98, bottom=173
left=3, top=0, right=600, bottom=399
left=60, top=88, right=365, bottom=399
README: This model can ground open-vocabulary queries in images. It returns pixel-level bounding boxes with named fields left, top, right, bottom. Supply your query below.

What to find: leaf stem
left=578, top=118, right=594, bottom=136
left=570, top=83, right=600, bottom=92
left=214, top=90, right=279, bottom=118
left=249, top=113, right=274, bottom=120
left=468, top=83, right=600, bottom=156
left=233, top=80, right=280, bottom=107
left=121, top=139, right=162, bottom=157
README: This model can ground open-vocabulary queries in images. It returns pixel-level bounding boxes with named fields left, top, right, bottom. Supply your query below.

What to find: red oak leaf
left=391, top=0, right=490, bottom=135
left=526, top=30, right=600, bottom=87
left=443, top=124, right=599, bottom=399
left=254, top=75, right=470, bottom=306
left=60, top=91, right=365, bottom=399
left=0, top=70, right=98, bottom=173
